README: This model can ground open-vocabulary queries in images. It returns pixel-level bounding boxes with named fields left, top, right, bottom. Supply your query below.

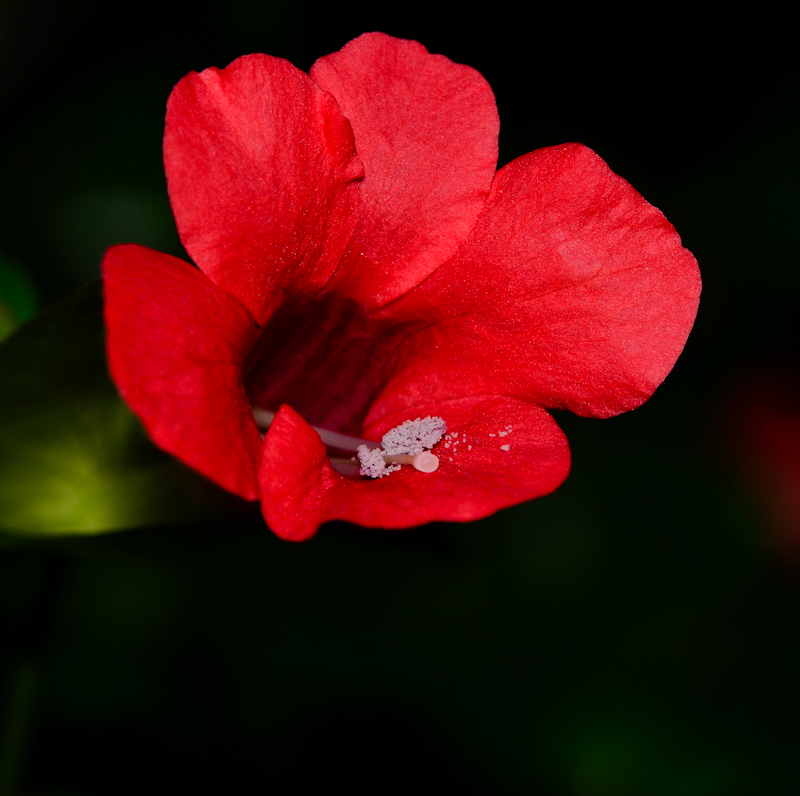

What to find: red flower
left=102, top=33, right=700, bottom=541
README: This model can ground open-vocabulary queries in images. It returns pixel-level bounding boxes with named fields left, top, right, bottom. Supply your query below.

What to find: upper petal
left=310, top=33, right=499, bottom=307
left=102, top=244, right=262, bottom=500
left=377, top=144, right=701, bottom=419
left=259, top=397, right=569, bottom=541
left=164, top=54, right=363, bottom=326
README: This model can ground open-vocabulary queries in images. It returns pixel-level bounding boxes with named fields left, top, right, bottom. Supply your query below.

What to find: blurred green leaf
left=0, top=295, right=16, bottom=342
left=0, top=253, right=38, bottom=341
left=0, top=281, right=243, bottom=537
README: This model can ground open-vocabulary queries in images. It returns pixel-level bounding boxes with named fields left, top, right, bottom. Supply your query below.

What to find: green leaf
left=0, top=254, right=39, bottom=342
left=0, top=281, right=243, bottom=537
left=0, top=254, right=38, bottom=322
left=0, top=296, right=17, bottom=343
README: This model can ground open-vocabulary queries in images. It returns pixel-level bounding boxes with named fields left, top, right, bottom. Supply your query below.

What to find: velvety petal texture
left=375, top=144, right=701, bottom=421
left=102, top=35, right=700, bottom=541
left=103, top=245, right=263, bottom=500
left=259, top=398, right=570, bottom=541
left=311, top=33, right=499, bottom=307
left=164, top=54, right=363, bottom=325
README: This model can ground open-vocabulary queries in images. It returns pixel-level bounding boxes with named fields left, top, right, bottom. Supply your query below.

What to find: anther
left=356, top=415, right=446, bottom=478
left=253, top=407, right=445, bottom=479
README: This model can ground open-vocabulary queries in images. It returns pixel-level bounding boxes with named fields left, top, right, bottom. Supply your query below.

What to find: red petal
left=310, top=33, right=499, bottom=307
left=259, top=397, right=569, bottom=541
left=257, top=404, right=337, bottom=541
left=103, top=244, right=262, bottom=499
left=164, top=54, right=363, bottom=326
left=378, top=144, right=701, bottom=419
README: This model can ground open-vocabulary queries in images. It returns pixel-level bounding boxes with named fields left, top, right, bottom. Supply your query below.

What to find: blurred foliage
left=1, top=0, right=799, bottom=793
left=1, top=443, right=796, bottom=792
left=0, top=281, right=246, bottom=536
left=0, top=253, right=38, bottom=342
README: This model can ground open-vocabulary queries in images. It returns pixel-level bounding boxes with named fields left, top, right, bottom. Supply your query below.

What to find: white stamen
left=253, top=407, right=380, bottom=452
left=360, top=416, right=446, bottom=478
left=254, top=406, right=444, bottom=480
left=382, top=415, right=447, bottom=455
left=357, top=445, right=401, bottom=478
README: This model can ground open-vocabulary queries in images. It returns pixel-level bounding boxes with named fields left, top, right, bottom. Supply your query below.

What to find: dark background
left=1, top=1, right=799, bottom=793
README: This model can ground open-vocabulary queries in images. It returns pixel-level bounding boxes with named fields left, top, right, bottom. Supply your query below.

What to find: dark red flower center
left=242, top=290, right=419, bottom=436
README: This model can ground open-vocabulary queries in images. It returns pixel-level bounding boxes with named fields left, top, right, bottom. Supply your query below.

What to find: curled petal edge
left=259, top=397, right=571, bottom=541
